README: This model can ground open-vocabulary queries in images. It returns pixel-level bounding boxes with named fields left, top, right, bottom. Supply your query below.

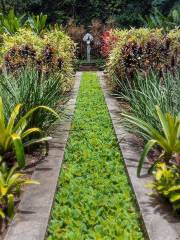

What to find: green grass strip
left=47, top=72, right=144, bottom=240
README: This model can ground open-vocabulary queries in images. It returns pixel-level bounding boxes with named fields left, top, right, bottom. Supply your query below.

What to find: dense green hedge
left=48, top=72, right=144, bottom=239
left=106, top=28, right=180, bottom=87
left=0, top=28, right=75, bottom=91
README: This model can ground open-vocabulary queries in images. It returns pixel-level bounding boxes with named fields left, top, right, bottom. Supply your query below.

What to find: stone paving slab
left=98, top=71, right=180, bottom=240
left=4, top=72, right=82, bottom=240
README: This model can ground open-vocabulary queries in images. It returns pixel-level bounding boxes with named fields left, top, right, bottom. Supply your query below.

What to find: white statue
left=83, top=33, right=93, bottom=63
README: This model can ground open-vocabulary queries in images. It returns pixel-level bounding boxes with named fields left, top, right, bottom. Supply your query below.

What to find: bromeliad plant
left=0, top=97, right=59, bottom=168
left=122, top=106, right=180, bottom=177
left=0, top=9, right=25, bottom=35
left=140, top=7, right=180, bottom=32
left=0, top=10, right=48, bottom=36
left=0, top=162, right=39, bottom=219
left=27, top=13, right=47, bottom=34
left=151, top=163, right=180, bottom=211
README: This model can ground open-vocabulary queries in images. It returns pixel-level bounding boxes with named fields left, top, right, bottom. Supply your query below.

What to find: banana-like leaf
left=0, top=97, right=5, bottom=131
left=0, top=208, right=5, bottom=219
left=156, top=106, right=179, bottom=150
left=121, top=112, right=170, bottom=151
left=168, top=185, right=180, bottom=193
left=137, top=139, right=157, bottom=177
left=24, top=136, right=52, bottom=147
left=170, top=193, right=180, bottom=203
left=167, top=115, right=180, bottom=153
left=1, top=186, right=8, bottom=196
left=7, top=194, right=14, bottom=219
left=7, top=173, right=23, bottom=189
left=156, top=106, right=171, bottom=141
left=6, top=164, right=18, bottom=182
left=16, top=119, right=27, bottom=135
left=24, top=179, right=40, bottom=185
left=0, top=171, right=5, bottom=185
left=21, top=128, right=41, bottom=139
left=14, top=106, right=59, bottom=132
left=11, top=133, right=25, bottom=168
left=7, top=104, right=22, bottom=135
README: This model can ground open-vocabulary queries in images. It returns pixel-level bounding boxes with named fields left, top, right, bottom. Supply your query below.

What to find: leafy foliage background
left=0, top=0, right=179, bottom=26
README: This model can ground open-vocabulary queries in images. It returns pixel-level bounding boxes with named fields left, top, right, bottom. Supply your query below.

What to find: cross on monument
left=83, top=33, right=93, bottom=63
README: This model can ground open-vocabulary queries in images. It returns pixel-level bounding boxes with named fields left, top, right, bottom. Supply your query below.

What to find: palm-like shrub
left=140, top=8, right=180, bottom=32
left=27, top=13, right=47, bottom=34
left=0, top=163, right=39, bottom=219
left=122, top=106, right=180, bottom=177
left=0, top=96, right=58, bottom=168
left=0, top=9, right=25, bottom=35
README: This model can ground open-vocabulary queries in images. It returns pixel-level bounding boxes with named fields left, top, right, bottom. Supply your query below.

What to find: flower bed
left=0, top=26, right=75, bottom=233
left=103, top=27, right=180, bottom=212
left=1, top=27, right=75, bottom=91
left=102, top=28, right=179, bottom=88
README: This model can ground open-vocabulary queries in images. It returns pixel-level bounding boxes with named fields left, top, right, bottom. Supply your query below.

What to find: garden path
left=47, top=72, right=144, bottom=239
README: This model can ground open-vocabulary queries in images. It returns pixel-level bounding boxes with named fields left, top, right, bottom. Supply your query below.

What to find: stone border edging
left=98, top=71, right=180, bottom=240
left=3, top=72, right=82, bottom=240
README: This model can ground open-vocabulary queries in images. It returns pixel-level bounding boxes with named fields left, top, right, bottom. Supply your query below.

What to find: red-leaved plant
left=101, top=31, right=118, bottom=58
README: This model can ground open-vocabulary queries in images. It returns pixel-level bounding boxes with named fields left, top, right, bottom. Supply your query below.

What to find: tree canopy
left=0, top=0, right=179, bottom=26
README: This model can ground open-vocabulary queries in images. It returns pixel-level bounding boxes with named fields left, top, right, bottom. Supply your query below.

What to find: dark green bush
left=0, top=0, right=178, bottom=26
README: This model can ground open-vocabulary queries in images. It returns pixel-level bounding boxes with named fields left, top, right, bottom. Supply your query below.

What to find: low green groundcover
left=47, top=72, right=144, bottom=239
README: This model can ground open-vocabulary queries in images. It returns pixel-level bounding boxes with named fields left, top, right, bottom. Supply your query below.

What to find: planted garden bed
left=102, top=27, right=180, bottom=211
left=101, top=26, right=180, bottom=240
left=3, top=73, right=81, bottom=240
left=0, top=25, right=76, bottom=238
left=0, top=5, right=179, bottom=240
left=99, top=71, right=180, bottom=240
left=47, top=72, right=144, bottom=239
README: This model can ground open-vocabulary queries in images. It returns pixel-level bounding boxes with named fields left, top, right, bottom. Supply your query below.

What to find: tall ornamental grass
left=0, top=68, right=67, bottom=132
left=118, top=70, right=180, bottom=139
